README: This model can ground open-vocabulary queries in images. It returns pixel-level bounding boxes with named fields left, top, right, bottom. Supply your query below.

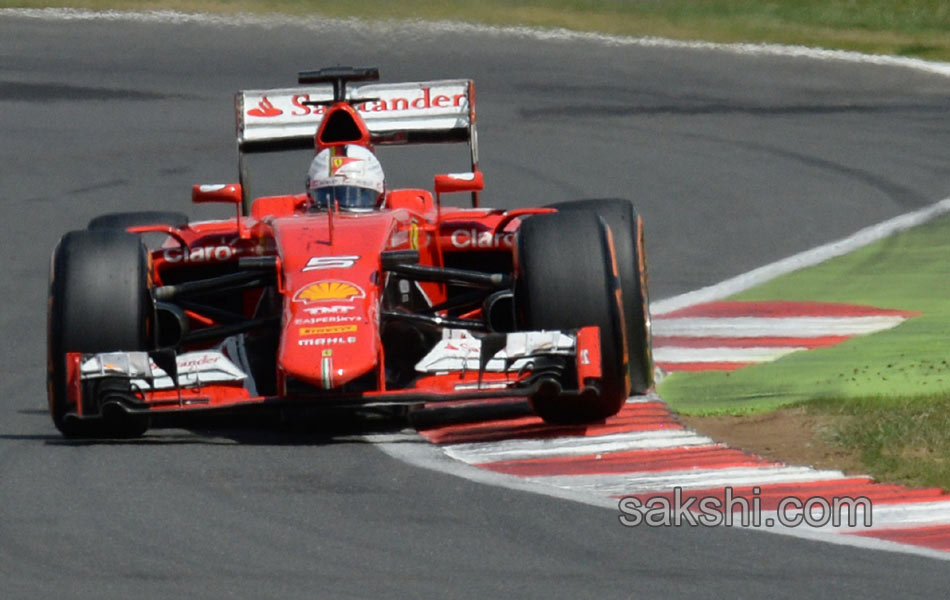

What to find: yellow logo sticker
left=409, top=222, right=420, bottom=250
left=294, top=280, right=365, bottom=303
left=299, top=325, right=359, bottom=336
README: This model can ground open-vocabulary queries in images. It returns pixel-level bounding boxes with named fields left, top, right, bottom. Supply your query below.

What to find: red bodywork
left=60, top=70, right=606, bottom=423
left=63, top=187, right=600, bottom=417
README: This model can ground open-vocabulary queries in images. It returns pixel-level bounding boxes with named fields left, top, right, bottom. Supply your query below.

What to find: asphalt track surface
left=2, top=11, right=950, bottom=599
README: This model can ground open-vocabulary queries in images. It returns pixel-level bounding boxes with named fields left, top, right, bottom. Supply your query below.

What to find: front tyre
left=515, top=210, right=629, bottom=424
left=47, top=229, right=152, bottom=438
left=547, top=199, right=653, bottom=393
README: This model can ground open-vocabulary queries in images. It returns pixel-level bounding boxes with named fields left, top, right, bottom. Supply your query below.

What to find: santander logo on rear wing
left=236, top=79, right=477, bottom=156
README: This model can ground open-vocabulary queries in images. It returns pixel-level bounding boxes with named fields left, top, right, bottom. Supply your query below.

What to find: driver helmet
left=307, top=145, right=385, bottom=211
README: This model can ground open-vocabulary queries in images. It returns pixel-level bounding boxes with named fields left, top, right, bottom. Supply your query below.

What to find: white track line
left=654, top=345, right=803, bottom=364
left=378, top=429, right=950, bottom=561
left=653, top=315, right=908, bottom=337
left=652, top=197, right=950, bottom=315
left=867, top=501, right=950, bottom=528
left=3, top=7, right=950, bottom=80
left=530, top=466, right=848, bottom=495
left=444, top=430, right=720, bottom=463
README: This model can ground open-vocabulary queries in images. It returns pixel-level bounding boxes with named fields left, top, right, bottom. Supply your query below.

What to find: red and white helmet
left=307, top=145, right=385, bottom=211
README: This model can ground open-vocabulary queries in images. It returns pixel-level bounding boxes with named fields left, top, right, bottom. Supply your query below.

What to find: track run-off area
left=2, top=8, right=950, bottom=599
left=385, top=197, right=950, bottom=561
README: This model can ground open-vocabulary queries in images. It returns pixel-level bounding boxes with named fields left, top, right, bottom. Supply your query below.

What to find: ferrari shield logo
left=330, top=156, right=361, bottom=176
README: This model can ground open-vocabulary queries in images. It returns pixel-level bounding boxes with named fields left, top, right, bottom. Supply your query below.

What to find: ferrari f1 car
left=47, top=67, right=653, bottom=438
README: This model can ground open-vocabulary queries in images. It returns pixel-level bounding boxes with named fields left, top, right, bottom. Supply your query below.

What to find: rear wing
left=235, top=79, right=478, bottom=208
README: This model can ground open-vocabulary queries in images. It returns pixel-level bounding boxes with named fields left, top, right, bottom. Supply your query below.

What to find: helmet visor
left=310, top=186, right=379, bottom=211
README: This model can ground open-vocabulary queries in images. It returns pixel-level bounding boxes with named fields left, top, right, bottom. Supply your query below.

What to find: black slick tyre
left=47, top=229, right=152, bottom=438
left=546, top=199, right=653, bottom=393
left=515, top=210, right=628, bottom=424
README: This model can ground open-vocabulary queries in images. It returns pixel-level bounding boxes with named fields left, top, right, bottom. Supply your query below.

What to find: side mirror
left=191, top=183, right=248, bottom=240
left=434, top=172, right=484, bottom=195
left=192, top=183, right=243, bottom=205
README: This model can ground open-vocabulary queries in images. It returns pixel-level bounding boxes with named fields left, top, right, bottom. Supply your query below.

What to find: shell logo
left=294, top=280, right=365, bottom=304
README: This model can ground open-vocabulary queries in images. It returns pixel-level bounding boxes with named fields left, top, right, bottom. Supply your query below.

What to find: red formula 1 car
left=47, top=66, right=653, bottom=438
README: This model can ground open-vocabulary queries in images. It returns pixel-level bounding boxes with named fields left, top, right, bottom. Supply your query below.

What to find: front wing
left=61, top=327, right=602, bottom=423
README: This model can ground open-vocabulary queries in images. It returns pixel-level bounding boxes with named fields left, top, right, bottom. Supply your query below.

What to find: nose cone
left=279, top=281, right=379, bottom=390
left=270, top=211, right=399, bottom=393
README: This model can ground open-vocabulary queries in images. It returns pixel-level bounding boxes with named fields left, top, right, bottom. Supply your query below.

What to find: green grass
left=3, top=1, right=950, bottom=61
left=658, top=213, right=950, bottom=415
left=808, top=394, right=950, bottom=489
left=657, top=214, right=950, bottom=487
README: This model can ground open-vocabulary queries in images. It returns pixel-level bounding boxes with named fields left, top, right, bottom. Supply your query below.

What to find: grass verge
left=809, top=394, right=950, bottom=489
left=680, top=397, right=950, bottom=489
left=2, top=1, right=950, bottom=62
left=659, top=212, right=950, bottom=488
left=658, top=213, right=950, bottom=414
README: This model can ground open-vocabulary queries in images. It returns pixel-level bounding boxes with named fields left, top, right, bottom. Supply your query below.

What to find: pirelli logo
left=299, top=325, right=359, bottom=336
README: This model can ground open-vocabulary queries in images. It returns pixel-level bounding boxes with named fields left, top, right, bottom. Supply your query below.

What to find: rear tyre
left=515, top=211, right=628, bottom=424
left=48, top=230, right=152, bottom=438
left=547, top=199, right=653, bottom=393
left=88, top=211, right=189, bottom=231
